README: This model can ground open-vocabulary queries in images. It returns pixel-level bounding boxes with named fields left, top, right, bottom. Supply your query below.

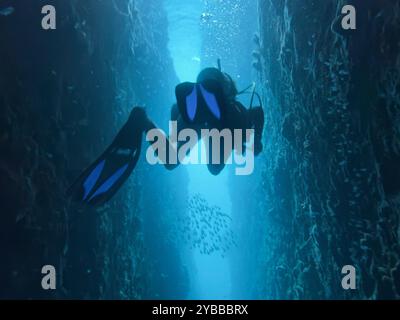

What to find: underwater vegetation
left=249, top=0, right=400, bottom=299
left=0, top=0, right=182, bottom=299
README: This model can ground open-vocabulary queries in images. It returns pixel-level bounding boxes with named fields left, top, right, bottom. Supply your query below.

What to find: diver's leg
left=144, top=104, right=184, bottom=171
left=171, top=103, right=180, bottom=122
left=207, top=162, right=226, bottom=176
left=247, top=106, right=264, bottom=156
left=204, top=135, right=231, bottom=176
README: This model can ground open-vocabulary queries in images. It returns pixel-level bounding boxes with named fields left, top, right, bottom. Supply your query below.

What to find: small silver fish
left=0, top=6, right=14, bottom=16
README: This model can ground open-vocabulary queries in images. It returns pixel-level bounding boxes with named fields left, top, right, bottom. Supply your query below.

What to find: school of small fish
left=173, top=194, right=237, bottom=258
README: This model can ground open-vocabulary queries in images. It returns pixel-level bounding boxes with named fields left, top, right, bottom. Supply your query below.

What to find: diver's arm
left=247, top=106, right=264, bottom=155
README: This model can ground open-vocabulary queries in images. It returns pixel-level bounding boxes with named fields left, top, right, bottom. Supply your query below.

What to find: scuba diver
left=68, top=65, right=265, bottom=206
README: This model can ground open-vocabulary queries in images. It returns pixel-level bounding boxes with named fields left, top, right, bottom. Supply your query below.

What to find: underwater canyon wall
left=0, top=0, right=185, bottom=299
left=257, top=0, right=400, bottom=299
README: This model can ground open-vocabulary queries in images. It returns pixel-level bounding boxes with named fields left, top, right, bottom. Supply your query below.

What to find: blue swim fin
left=175, top=79, right=226, bottom=124
left=68, top=109, right=145, bottom=206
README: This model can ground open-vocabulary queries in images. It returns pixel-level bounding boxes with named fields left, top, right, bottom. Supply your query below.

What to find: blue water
left=164, top=0, right=258, bottom=299
left=165, top=0, right=233, bottom=299
left=165, top=0, right=202, bottom=83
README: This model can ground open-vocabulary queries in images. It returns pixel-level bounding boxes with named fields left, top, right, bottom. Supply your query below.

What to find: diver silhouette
left=68, top=66, right=265, bottom=206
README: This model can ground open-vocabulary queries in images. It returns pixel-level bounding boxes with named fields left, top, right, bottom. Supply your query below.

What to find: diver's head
left=197, top=67, right=224, bottom=83
left=197, top=68, right=238, bottom=101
